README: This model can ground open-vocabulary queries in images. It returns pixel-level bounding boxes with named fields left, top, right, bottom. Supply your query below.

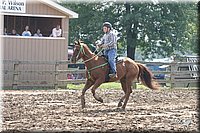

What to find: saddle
left=101, top=55, right=124, bottom=82
left=101, top=55, right=124, bottom=64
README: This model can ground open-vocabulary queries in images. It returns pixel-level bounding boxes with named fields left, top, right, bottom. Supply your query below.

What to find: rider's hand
left=99, top=44, right=107, bottom=48
left=96, top=43, right=101, bottom=47
left=96, top=43, right=101, bottom=49
left=95, top=40, right=101, bottom=45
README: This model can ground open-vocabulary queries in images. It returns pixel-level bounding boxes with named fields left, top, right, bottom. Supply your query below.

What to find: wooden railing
left=3, top=60, right=199, bottom=89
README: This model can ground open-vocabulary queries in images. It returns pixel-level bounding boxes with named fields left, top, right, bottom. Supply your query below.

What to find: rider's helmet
left=103, top=22, right=112, bottom=30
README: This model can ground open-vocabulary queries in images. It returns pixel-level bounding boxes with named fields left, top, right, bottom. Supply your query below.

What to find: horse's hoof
left=98, top=97, right=103, bottom=103
left=117, top=102, right=123, bottom=107
left=121, top=107, right=126, bottom=111
left=94, top=95, right=103, bottom=103
left=116, top=107, right=126, bottom=112
left=81, top=108, right=87, bottom=113
left=81, top=104, right=85, bottom=109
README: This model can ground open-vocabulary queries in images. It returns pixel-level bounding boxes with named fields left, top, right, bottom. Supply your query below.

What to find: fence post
left=54, top=62, right=59, bottom=89
left=12, top=61, right=19, bottom=89
left=170, top=61, right=176, bottom=89
left=132, top=82, right=137, bottom=89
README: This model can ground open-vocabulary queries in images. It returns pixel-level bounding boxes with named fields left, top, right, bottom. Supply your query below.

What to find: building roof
left=39, top=0, right=78, bottom=18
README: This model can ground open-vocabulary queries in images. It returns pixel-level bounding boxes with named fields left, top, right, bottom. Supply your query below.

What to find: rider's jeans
left=104, top=48, right=117, bottom=74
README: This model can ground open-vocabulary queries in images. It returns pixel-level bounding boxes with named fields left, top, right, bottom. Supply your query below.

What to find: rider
left=97, top=22, right=117, bottom=78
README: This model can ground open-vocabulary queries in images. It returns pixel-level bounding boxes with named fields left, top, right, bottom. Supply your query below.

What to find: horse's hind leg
left=118, top=78, right=127, bottom=107
left=81, top=80, right=94, bottom=109
left=122, top=80, right=132, bottom=110
left=91, top=79, right=104, bottom=103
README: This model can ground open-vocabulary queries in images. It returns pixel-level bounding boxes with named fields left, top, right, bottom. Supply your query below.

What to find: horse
left=71, top=41, right=159, bottom=110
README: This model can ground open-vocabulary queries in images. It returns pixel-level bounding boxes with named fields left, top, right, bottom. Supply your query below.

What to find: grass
left=66, top=82, right=149, bottom=90
left=2, top=87, right=55, bottom=90
left=66, top=82, right=121, bottom=90
left=6, top=82, right=196, bottom=91
left=2, top=82, right=148, bottom=90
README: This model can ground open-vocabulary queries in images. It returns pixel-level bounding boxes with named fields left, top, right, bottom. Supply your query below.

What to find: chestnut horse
left=71, top=41, right=159, bottom=110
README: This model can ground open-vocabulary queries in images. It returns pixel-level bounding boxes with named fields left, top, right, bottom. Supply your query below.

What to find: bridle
left=74, top=44, right=107, bottom=79
left=74, top=44, right=103, bottom=63
left=75, top=44, right=86, bottom=61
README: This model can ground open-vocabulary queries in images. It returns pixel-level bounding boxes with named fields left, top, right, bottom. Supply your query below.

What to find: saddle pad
left=116, top=56, right=125, bottom=63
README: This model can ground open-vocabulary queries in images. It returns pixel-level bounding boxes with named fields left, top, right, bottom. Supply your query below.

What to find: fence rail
left=3, top=60, right=199, bottom=89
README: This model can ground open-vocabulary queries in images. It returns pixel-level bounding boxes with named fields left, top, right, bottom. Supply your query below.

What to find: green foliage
left=61, top=2, right=198, bottom=59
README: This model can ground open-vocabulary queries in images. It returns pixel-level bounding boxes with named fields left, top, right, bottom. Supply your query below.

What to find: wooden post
left=170, top=61, right=176, bottom=89
left=132, top=82, right=137, bottom=89
left=12, top=61, right=19, bottom=89
left=54, top=62, right=59, bottom=89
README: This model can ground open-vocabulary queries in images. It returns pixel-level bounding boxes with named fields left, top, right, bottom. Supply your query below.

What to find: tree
left=61, top=2, right=198, bottom=60
left=120, top=2, right=198, bottom=59
left=61, top=3, right=102, bottom=44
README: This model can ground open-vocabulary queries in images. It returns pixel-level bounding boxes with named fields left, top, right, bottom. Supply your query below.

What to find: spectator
left=22, top=26, right=31, bottom=36
left=4, top=28, right=7, bottom=35
left=34, top=29, right=43, bottom=37
left=50, top=25, right=62, bottom=37
left=10, top=29, right=20, bottom=36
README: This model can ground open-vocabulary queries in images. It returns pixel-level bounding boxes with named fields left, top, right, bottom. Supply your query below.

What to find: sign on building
left=0, top=0, right=26, bottom=13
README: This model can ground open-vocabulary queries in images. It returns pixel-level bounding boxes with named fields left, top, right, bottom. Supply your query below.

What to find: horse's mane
left=80, top=42, right=94, bottom=55
left=79, top=41, right=107, bottom=61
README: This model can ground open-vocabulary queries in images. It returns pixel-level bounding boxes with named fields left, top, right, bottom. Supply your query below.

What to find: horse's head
left=71, top=41, right=84, bottom=63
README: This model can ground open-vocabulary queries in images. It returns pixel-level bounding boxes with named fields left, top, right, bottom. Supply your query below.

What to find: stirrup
left=109, top=73, right=117, bottom=78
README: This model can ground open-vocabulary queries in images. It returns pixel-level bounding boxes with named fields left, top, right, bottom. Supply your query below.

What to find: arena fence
left=3, top=59, right=199, bottom=89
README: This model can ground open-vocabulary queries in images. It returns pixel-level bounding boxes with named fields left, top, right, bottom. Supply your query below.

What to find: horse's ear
left=74, top=41, right=79, bottom=45
left=78, top=39, right=82, bottom=45
left=78, top=40, right=81, bottom=45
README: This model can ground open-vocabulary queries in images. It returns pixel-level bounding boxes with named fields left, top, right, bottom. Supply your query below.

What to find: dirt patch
left=1, top=89, right=199, bottom=132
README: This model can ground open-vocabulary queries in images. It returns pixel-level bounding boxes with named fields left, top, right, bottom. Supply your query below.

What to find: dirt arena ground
left=1, top=88, right=199, bottom=133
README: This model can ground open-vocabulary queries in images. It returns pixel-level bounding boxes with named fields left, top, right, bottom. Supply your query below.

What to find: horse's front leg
left=81, top=80, right=94, bottom=109
left=91, top=79, right=104, bottom=103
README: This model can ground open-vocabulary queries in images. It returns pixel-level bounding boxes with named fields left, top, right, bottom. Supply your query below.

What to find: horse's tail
left=137, top=63, right=159, bottom=90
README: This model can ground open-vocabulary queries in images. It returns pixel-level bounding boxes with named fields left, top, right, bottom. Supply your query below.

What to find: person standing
left=4, top=28, right=7, bottom=35
left=50, top=25, right=62, bottom=37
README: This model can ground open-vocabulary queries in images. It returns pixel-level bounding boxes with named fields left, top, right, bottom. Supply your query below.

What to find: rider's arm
left=100, top=36, right=105, bottom=45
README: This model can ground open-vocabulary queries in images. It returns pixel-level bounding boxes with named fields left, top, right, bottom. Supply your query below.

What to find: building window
left=4, top=15, right=62, bottom=37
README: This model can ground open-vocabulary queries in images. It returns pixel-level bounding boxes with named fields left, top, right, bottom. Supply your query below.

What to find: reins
left=87, top=62, right=108, bottom=79
left=76, top=44, right=103, bottom=63
left=75, top=44, right=107, bottom=79
left=76, top=45, right=90, bottom=61
left=82, top=49, right=103, bottom=63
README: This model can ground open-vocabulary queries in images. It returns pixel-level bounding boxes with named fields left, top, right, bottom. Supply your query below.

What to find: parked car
left=146, top=64, right=167, bottom=79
